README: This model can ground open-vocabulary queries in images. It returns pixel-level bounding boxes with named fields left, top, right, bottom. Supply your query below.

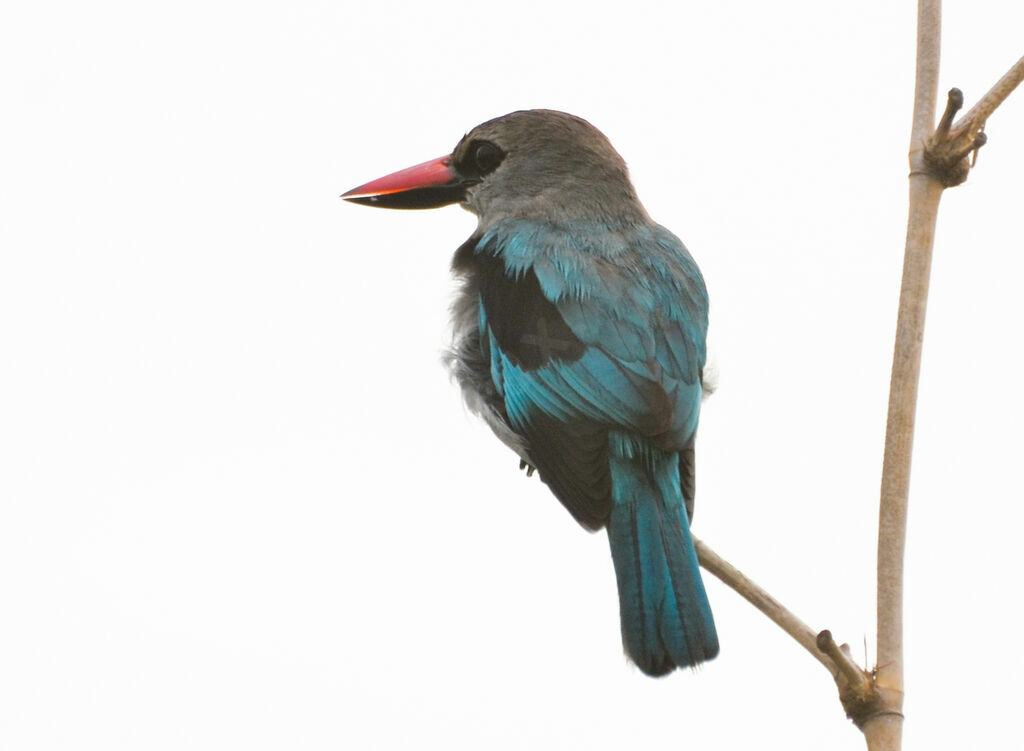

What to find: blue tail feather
left=607, top=433, right=718, bottom=675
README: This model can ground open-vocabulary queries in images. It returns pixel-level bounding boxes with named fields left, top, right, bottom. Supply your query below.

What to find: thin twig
left=953, top=54, right=1024, bottom=133
left=694, top=538, right=835, bottom=673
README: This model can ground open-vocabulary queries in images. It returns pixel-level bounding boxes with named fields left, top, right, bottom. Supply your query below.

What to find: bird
left=342, top=110, right=717, bottom=676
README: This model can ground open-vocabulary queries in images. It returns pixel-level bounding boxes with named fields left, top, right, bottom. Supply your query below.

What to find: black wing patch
left=473, top=252, right=586, bottom=371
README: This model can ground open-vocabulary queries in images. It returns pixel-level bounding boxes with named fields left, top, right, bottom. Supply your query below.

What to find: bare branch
left=924, top=56, right=1024, bottom=186
left=873, top=18, right=1024, bottom=751
left=908, top=0, right=942, bottom=150
left=869, top=1, right=945, bottom=749
left=695, top=539, right=896, bottom=731
left=698, top=15, right=1024, bottom=751
left=953, top=54, right=1024, bottom=133
left=694, top=538, right=835, bottom=673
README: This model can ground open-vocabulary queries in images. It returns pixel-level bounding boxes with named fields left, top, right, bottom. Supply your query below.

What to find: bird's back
left=449, top=217, right=708, bottom=528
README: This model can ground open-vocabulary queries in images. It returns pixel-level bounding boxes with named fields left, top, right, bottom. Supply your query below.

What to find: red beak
left=342, top=155, right=475, bottom=210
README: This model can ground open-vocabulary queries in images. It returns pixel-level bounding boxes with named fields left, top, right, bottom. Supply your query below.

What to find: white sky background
left=2, top=1, right=1022, bottom=749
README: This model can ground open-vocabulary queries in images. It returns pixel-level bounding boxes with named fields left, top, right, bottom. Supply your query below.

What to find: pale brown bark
left=694, top=2, right=1024, bottom=747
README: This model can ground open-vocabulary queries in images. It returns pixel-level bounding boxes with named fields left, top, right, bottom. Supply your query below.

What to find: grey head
left=450, top=110, right=648, bottom=227
left=342, top=109, right=649, bottom=227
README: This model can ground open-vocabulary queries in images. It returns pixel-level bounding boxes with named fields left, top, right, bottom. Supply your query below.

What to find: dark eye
left=471, top=141, right=504, bottom=175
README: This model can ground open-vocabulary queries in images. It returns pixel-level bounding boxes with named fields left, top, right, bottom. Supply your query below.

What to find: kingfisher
left=343, top=110, right=717, bottom=675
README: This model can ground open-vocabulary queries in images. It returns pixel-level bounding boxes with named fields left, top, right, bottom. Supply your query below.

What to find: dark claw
left=519, top=459, right=537, bottom=477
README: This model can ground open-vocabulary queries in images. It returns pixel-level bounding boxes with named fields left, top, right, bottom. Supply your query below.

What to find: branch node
left=816, top=630, right=871, bottom=692
left=924, top=89, right=985, bottom=187
left=920, top=55, right=1024, bottom=188
left=816, top=630, right=890, bottom=728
